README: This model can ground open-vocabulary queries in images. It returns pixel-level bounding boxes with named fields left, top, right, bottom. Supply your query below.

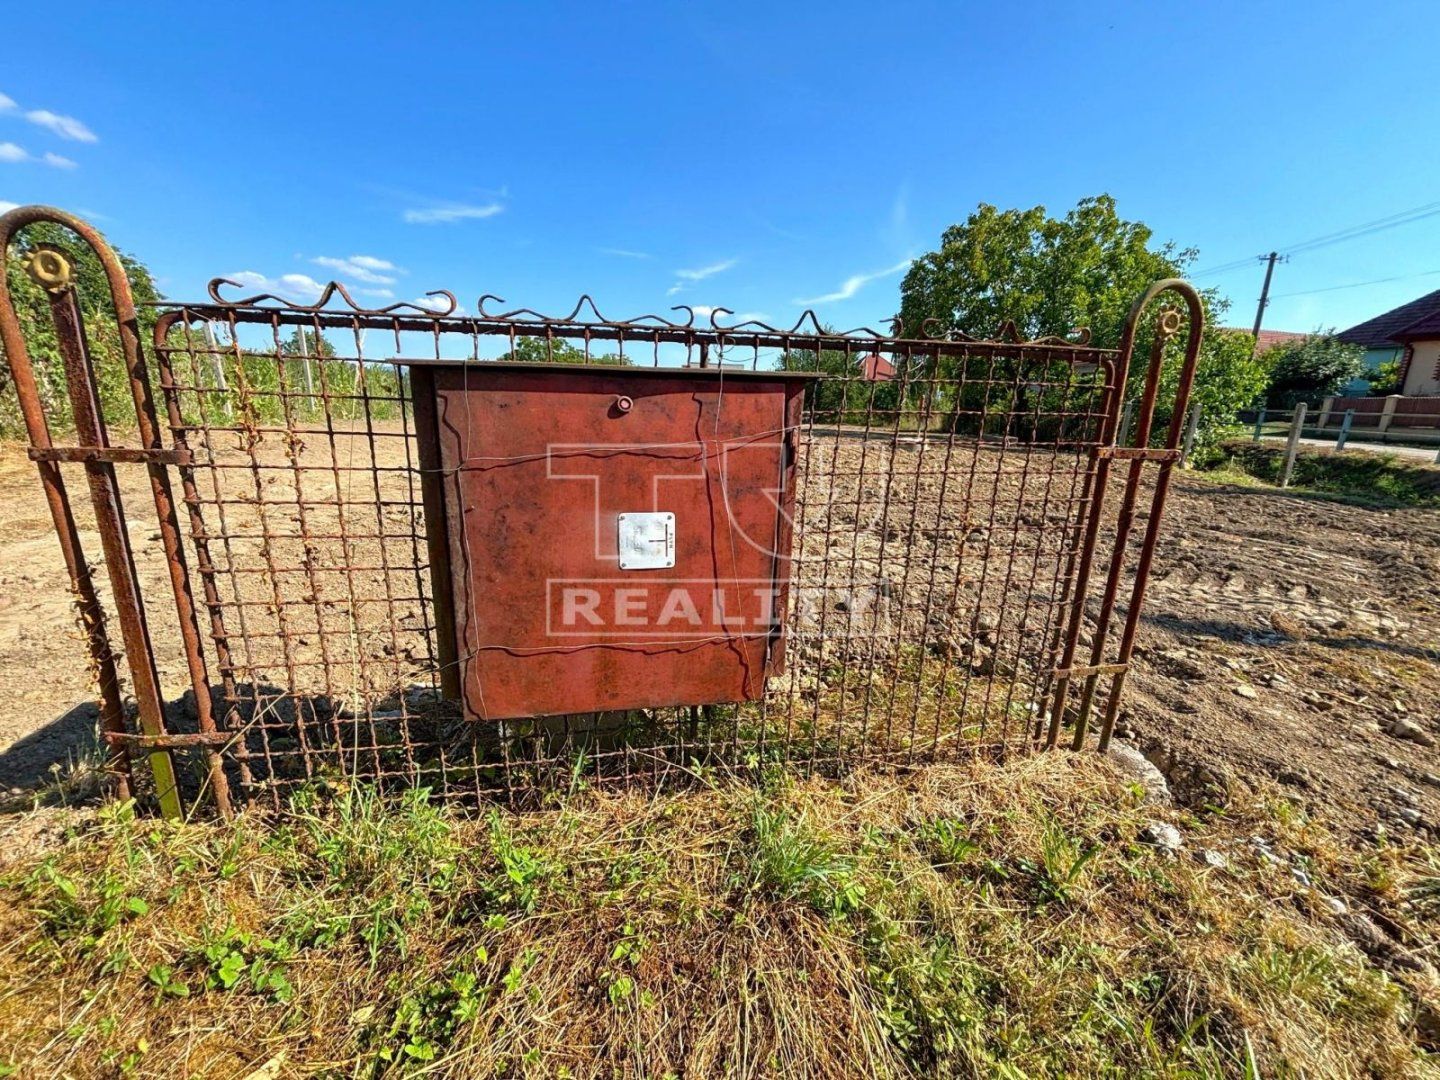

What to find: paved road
left=1259, top=435, right=1440, bottom=463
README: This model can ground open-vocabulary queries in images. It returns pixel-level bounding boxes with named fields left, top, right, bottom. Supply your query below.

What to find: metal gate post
left=1068, top=308, right=1181, bottom=748
left=1093, top=285, right=1205, bottom=750
left=70, top=219, right=233, bottom=818
left=0, top=237, right=133, bottom=800
left=1048, top=280, right=1205, bottom=751
left=0, top=205, right=250, bottom=817
left=32, top=254, right=183, bottom=817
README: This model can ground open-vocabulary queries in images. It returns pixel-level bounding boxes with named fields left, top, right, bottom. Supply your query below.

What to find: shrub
left=1262, top=334, right=1364, bottom=410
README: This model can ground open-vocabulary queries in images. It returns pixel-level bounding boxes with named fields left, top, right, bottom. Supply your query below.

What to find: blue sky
left=3, top=0, right=1439, bottom=337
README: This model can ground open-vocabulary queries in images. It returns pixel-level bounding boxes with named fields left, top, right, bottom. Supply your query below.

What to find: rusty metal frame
left=0, top=206, right=1201, bottom=816
left=1045, top=280, right=1205, bottom=751
left=0, top=206, right=237, bottom=818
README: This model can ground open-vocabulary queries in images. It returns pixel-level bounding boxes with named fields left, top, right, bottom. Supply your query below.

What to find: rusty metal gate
left=0, top=207, right=1203, bottom=817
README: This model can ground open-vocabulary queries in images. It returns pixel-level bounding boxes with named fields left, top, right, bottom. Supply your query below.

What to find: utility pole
left=1251, top=251, right=1280, bottom=354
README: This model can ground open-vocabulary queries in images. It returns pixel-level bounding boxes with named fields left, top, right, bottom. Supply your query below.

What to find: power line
left=1191, top=197, right=1440, bottom=278
left=1269, top=267, right=1440, bottom=299
left=1279, top=200, right=1440, bottom=257
left=1190, top=256, right=1264, bottom=280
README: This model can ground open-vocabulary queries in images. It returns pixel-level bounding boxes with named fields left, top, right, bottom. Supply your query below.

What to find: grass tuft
left=0, top=754, right=1433, bottom=1077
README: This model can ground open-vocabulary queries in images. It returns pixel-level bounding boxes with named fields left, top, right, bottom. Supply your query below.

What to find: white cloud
left=24, top=109, right=97, bottom=143
left=356, top=287, right=394, bottom=299
left=0, top=94, right=15, bottom=112
left=402, top=201, right=503, bottom=224
left=226, top=271, right=327, bottom=302
left=312, top=254, right=401, bottom=285
left=412, top=294, right=463, bottom=314
left=683, top=306, right=771, bottom=324
left=0, top=200, right=18, bottom=214
left=674, top=258, right=737, bottom=282
left=666, top=283, right=684, bottom=296
left=599, top=247, right=651, bottom=259
left=0, top=142, right=78, bottom=168
left=346, top=255, right=396, bottom=272
left=793, top=258, right=912, bottom=306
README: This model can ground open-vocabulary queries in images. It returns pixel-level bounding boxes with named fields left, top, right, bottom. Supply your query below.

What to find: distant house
left=1336, top=288, right=1440, bottom=394
left=1251, top=328, right=1307, bottom=354
left=1391, top=309, right=1440, bottom=396
left=1220, top=327, right=1306, bottom=355
left=859, top=353, right=895, bottom=381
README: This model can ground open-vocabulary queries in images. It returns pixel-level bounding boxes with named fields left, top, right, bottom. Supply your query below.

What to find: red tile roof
left=1220, top=328, right=1307, bottom=353
left=1254, top=329, right=1307, bottom=353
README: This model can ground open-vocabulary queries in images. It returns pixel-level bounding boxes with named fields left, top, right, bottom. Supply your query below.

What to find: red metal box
left=413, top=362, right=810, bottom=721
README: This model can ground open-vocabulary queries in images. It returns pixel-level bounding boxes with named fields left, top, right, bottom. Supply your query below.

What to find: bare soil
left=1129, top=472, right=1440, bottom=837
left=1, top=430, right=1437, bottom=841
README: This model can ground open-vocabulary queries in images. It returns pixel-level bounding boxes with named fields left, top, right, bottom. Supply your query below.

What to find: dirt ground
left=1, top=428, right=1437, bottom=841
left=1131, top=472, right=1440, bottom=838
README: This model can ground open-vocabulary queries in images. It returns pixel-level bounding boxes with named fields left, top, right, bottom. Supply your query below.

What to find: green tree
left=498, top=336, right=632, bottom=366
left=1367, top=358, right=1402, bottom=396
left=899, top=196, right=1186, bottom=348
left=1163, top=327, right=1269, bottom=442
left=896, top=195, right=1266, bottom=445
left=1, top=222, right=162, bottom=437
left=1261, top=333, right=1364, bottom=409
left=280, top=328, right=336, bottom=358
left=778, top=343, right=902, bottom=423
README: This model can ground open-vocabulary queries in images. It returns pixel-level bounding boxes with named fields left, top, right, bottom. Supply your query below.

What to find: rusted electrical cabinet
left=410, top=361, right=812, bottom=721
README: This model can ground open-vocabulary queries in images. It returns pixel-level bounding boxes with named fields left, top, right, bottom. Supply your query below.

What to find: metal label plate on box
left=617, top=512, right=675, bottom=570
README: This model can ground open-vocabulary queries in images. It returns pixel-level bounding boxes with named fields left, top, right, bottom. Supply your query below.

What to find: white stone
left=1139, top=821, right=1183, bottom=852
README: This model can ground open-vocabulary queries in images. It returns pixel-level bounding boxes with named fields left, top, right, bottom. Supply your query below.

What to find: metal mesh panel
left=0, top=209, right=1201, bottom=819
left=151, top=298, right=1120, bottom=808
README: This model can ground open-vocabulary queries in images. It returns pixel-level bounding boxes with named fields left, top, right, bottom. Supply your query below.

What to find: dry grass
left=0, top=754, right=1436, bottom=1078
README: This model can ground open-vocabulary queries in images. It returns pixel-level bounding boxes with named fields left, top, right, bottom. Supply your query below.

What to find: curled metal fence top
left=149, top=276, right=1116, bottom=358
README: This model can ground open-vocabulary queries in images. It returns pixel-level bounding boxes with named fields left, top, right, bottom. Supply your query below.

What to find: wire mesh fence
left=0, top=208, right=1204, bottom=815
